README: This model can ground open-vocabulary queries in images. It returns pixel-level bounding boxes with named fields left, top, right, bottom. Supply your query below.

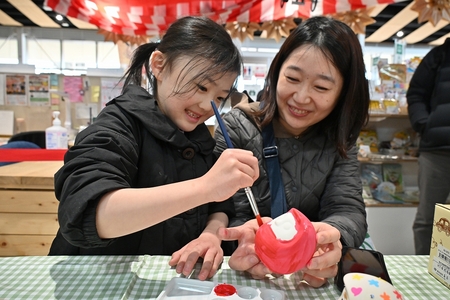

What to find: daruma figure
left=255, top=208, right=316, bottom=274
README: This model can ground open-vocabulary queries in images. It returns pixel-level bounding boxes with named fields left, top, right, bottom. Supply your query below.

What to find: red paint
left=255, top=208, right=316, bottom=274
left=256, top=214, right=263, bottom=227
left=214, top=283, right=236, bottom=296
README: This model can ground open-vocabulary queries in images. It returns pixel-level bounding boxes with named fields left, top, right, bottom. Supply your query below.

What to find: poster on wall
left=63, top=76, right=83, bottom=103
left=0, top=75, right=4, bottom=105
left=49, top=74, right=61, bottom=109
left=101, top=78, right=123, bottom=108
left=28, top=75, right=50, bottom=106
left=243, top=65, right=253, bottom=80
left=253, top=65, right=267, bottom=78
left=5, top=74, right=27, bottom=106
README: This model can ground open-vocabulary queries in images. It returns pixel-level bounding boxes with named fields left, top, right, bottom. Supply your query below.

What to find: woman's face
left=153, top=53, right=237, bottom=132
left=276, top=45, right=343, bottom=136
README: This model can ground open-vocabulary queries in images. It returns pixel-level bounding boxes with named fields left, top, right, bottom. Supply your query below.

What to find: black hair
left=122, top=16, right=242, bottom=97
left=258, top=16, right=370, bottom=158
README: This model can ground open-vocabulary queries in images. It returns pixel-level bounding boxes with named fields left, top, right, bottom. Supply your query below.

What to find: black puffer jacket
left=214, top=103, right=367, bottom=248
left=407, top=38, right=450, bottom=151
left=49, top=85, right=233, bottom=255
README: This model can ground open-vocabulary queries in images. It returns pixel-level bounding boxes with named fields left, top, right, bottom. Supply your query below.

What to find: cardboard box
left=428, top=204, right=450, bottom=289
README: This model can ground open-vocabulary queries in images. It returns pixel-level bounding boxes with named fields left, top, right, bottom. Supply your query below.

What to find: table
left=0, top=161, right=63, bottom=256
left=0, top=255, right=447, bottom=299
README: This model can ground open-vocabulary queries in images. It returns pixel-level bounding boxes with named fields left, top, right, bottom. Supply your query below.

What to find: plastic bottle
left=45, top=111, right=68, bottom=149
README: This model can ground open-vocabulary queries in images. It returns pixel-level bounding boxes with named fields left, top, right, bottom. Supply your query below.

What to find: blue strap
left=262, top=123, right=287, bottom=218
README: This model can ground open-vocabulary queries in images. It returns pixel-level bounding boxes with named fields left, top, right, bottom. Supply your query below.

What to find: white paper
left=75, top=103, right=98, bottom=120
left=0, top=110, right=14, bottom=136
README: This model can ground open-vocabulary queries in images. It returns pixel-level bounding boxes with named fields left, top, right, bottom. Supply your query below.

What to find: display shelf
left=360, top=113, right=419, bottom=255
left=368, top=113, right=409, bottom=122
left=364, top=198, right=418, bottom=207
left=358, top=156, right=417, bottom=163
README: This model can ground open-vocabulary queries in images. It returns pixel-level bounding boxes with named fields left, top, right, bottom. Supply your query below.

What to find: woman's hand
left=219, top=219, right=342, bottom=286
left=169, top=231, right=223, bottom=281
left=301, top=222, right=342, bottom=287
left=218, top=218, right=273, bottom=279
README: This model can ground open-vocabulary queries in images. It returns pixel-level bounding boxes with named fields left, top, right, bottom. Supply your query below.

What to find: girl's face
left=152, top=52, right=237, bottom=132
left=276, top=45, right=343, bottom=137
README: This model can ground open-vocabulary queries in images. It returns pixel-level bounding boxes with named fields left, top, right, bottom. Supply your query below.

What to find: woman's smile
left=288, top=105, right=310, bottom=117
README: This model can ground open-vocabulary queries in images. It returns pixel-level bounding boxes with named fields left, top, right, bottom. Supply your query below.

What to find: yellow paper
left=91, top=86, right=100, bottom=103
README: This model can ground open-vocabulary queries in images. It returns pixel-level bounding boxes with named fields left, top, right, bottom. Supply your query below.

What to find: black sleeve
left=407, top=46, right=441, bottom=134
left=318, top=146, right=368, bottom=247
left=55, top=109, right=140, bottom=249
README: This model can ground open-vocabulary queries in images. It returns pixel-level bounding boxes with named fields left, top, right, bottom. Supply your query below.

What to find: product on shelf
left=357, top=129, right=379, bottom=153
left=360, top=163, right=383, bottom=192
left=382, top=164, right=403, bottom=193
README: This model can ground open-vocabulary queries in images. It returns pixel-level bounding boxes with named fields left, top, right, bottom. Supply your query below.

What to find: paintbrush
left=211, top=100, right=263, bottom=227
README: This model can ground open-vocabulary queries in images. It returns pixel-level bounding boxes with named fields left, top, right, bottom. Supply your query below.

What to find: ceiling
left=0, top=0, right=449, bottom=46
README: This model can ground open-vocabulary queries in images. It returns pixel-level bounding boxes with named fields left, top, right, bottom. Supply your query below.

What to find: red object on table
left=214, top=284, right=236, bottom=296
left=255, top=208, right=316, bottom=274
left=0, top=149, right=67, bottom=162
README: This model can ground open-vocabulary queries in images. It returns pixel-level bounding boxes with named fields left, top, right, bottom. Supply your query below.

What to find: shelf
left=364, top=198, right=418, bottom=207
left=358, top=156, right=418, bottom=163
left=368, top=114, right=409, bottom=122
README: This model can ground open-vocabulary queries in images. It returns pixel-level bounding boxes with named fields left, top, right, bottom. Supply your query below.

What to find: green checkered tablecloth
left=0, top=255, right=447, bottom=299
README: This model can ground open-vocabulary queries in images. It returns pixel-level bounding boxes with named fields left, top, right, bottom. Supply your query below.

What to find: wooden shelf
left=368, top=114, right=409, bottom=122
left=358, top=156, right=418, bottom=163
left=364, top=198, right=418, bottom=207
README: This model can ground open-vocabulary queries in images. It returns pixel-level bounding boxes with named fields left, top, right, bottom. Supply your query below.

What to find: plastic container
left=45, top=111, right=68, bottom=149
left=156, top=277, right=285, bottom=300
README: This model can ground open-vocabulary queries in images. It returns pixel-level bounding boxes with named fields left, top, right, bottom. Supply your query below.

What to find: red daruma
left=255, top=208, right=316, bottom=274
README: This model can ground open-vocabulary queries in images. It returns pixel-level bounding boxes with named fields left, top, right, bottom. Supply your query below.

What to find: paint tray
left=156, top=277, right=285, bottom=300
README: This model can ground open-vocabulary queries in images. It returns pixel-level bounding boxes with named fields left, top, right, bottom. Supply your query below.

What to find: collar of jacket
left=110, top=85, right=215, bottom=155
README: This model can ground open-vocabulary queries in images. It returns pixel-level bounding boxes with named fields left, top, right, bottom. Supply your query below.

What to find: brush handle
left=211, top=101, right=263, bottom=227
left=211, top=101, right=234, bottom=149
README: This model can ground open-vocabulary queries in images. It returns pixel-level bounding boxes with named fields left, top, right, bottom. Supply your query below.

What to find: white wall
left=366, top=206, right=417, bottom=255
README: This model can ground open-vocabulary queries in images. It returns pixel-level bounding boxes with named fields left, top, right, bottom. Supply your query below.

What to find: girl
left=49, top=16, right=259, bottom=281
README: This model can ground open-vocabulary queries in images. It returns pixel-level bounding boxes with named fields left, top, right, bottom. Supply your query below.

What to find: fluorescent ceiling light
left=257, top=48, right=279, bottom=53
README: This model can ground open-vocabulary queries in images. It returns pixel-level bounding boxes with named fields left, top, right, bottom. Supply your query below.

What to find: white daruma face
left=270, top=212, right=297, bottom=241
left=254, top=208, right=316, bottom=274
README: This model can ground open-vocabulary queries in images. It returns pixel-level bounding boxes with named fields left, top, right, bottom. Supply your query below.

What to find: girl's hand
left=169, top=231, right=223, bottom=281
left=218, top=218, right=273, bottom=279
left=204, top=149, right=259, bottom=202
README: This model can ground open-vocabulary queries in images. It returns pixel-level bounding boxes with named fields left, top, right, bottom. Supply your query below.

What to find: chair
left=8, top=131, right=46, bottom=149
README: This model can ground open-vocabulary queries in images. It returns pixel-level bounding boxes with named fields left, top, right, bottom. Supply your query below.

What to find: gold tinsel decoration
left=330, top=7, right=376, bottom=35
left=225, top=22, right=261, bottom=42
left=97, top=29, right=150, bottom=45
left=411, top=0, right=450, bottom=26
left=260, top=17, right=297, bottom=43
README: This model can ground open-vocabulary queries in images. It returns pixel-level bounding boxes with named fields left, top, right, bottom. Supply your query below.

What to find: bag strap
left=261, top=123, right=287, bottom=218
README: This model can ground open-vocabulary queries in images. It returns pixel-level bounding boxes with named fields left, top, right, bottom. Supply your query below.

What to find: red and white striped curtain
left=45, top=0, right=406, bottom=36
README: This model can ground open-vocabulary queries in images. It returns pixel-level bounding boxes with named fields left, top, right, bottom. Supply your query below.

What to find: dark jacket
left=214, top=103, right=367, bottom=248
left=407, top=38, right=450, bottom=152
left=49, top=85, right=233, bottom=255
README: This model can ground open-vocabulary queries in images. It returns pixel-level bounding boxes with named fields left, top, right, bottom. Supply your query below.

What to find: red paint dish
left=214, top=283, right=237, bottom=296
left=255, top=208, right=316, bottom=274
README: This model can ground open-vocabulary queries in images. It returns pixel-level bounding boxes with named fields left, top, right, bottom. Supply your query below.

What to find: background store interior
left=0, top=15, right=441, bottom=256
left=0, top=24, right=434, bottom=134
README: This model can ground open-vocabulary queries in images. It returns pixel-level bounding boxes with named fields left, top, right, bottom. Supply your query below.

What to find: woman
left=49, top=16, right=259, bottom=281
left=215, top=16, right=370, bottom=287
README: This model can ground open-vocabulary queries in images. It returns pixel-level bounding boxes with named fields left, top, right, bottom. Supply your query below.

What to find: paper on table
left=0, top=110, right=14, bottom=136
